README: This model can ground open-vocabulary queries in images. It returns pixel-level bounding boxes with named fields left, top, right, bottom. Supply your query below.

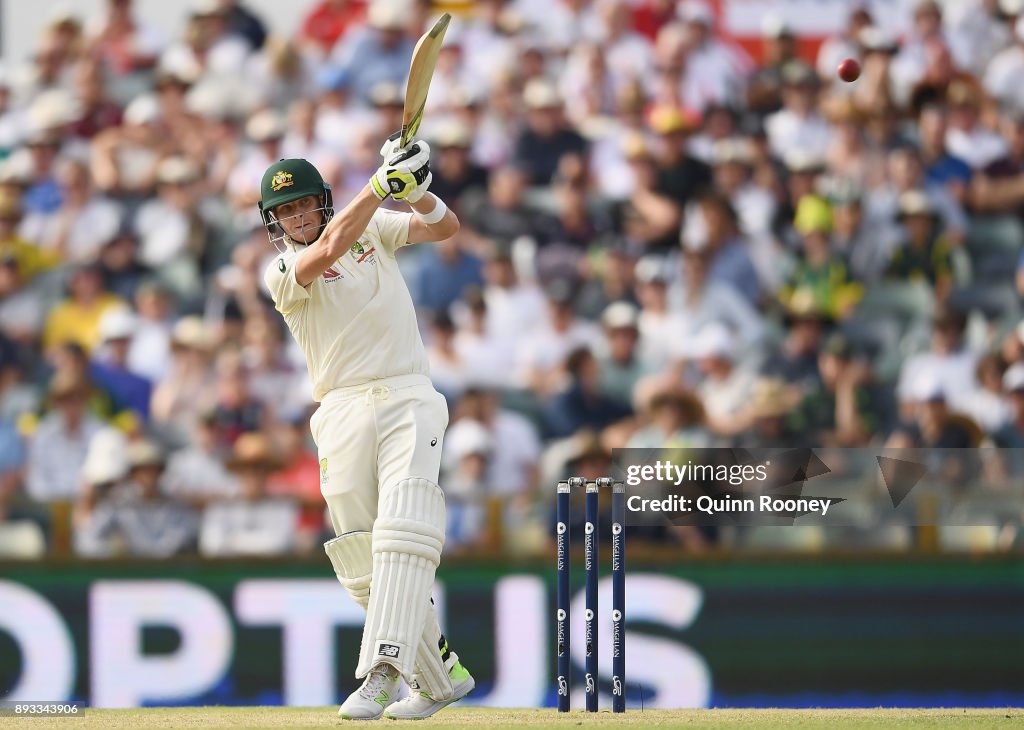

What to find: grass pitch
left=2, top=707, right=1018, bottom=729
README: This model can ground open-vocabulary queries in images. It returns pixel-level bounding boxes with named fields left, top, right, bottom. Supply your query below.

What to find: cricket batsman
left=258, top=139, right=474, bottom=720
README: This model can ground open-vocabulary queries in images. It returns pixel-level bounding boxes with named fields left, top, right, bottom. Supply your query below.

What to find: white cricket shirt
left=263, top=209, right=429, bottom=401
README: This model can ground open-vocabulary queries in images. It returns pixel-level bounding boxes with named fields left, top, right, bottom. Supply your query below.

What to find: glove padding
left=404, top=172, right=432, bottom=204
left=379, top=131, right=404, bottom=162
left=370, top=142, right=431, bottom=201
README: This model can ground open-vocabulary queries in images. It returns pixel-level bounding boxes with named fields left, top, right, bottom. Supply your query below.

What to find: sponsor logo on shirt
left=322, top=266, right=344, bottom=282
left=320, top=458, right=329, bottom=486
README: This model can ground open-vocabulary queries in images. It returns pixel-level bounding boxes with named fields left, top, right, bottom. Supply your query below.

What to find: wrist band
left=415, top=196, right=447, bottom=224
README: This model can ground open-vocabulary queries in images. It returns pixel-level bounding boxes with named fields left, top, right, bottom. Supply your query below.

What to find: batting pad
left=324, top=528, right=455, bottom=698
left=357, top=477, right=446, bottom=681
left=324, top=531, right=373, bottom=606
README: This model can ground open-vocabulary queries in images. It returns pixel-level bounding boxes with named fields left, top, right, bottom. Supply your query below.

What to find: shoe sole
left=383, top=676, right=476, bottom=720
left=338, top=711, right=385, bottom=721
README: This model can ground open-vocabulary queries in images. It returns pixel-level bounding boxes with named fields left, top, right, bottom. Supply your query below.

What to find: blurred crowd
left=0, top=0, right=1022, bottom=560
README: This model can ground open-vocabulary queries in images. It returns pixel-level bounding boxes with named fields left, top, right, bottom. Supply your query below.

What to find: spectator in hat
left=984, top=13, right=1024, bottom=113
left=159, top=0, right=251, bottom=81
left=76, top=438, right=197, bottom=557
left=650, top=103, right=712, bottom=220
left=634, top=255, right=682, bottom=368
left=822, top=95, right=885, bottom=187
left=25, top=372, right=104, bottom=503
left=328, top=0, right=414, bottom=105
left=765, top=61, right=833, bottom=162
left=866, top=145, right=967, bottom=245
left=627, top=384, right=709, bottom=448
left=162, top=408, right=239, bottom=506
left=944, top=78, right=1008, bottom=171
left=779, top=195, right=863, bottom=321
left=962, top=353, right=1014, bottom=434
left=96, top=227, right=146, bottom=301
left=614, top=133, right=683, bottom=251
left=596, top=302, right=654, bottom=409
left=449, top=287, right=508, bottom=389
left=126, top=281, right=174, bottom=382
left=206, top=349, right=266, bottom=448
left=133, top=156, right=207, bottom=296
left=227, top=109, right=287, bottom=208
left=89, top=307, right=152, bottom=423
left=710, top=137, right=776, bottom=240
left=300, top=0, right=367, bottom=57
left=43, top=265, right=126, bottom=354
left=447, top=385, right=542, bottom=499
left=425, top=311, right=468, bottom=402
left=788, top=334, right=880, bottom=447
left=19, top=157, right=123, bottom=264
left=438, top=418, right=492, bottom=552
left=463, top=165, right=539, bottom=249
left=746, top=15, right=800, bottom=114
left=543, top=347, right=631, bottom=439
left=731, top=377, right=804, bottom=448
left=682, top=191, right=761, bottom=305
left=20, top=129, right=64, bottom=216
left=576, top=242, right=640, bottom=320
left=690, top=322, right=758, bottom=437
left=884, top=190, right=955, bottom=301
left=761, top=300, right=831, bottom=393
left=150, top=315, right=217, bottom=445
left=199, top=431, right=298, bottom=556
left=828, top=181, right=900, bottom=284
left=427, top=120, right=489, bottom=207
left=897, top=308, right=978, bottom=418
left=677, top=0, right=752, bottom=109
left=519, top=280, right=602, bottom=394
left=669, top=246, right=766, bottom=353
left=891, top=0, right=970, bottom=105
left=90, top=94, right=168, bottom=197
left=918, top=104, right=973, bottom=203
left=512, top=79, right=588, bottom=187
left=532, top=180, right=615, bottom=280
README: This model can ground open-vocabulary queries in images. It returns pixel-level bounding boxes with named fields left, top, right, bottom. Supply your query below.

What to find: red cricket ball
left=837, top=58, right=861, bottom=83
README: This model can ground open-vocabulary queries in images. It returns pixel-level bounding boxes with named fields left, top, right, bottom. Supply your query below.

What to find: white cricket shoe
left=384, top=660, right=475, bottom=720
left=338, top=663, right=401, bottom=720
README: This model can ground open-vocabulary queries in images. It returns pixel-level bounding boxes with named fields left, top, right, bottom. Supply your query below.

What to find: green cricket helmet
left=258, top=158, right=334, bottom=246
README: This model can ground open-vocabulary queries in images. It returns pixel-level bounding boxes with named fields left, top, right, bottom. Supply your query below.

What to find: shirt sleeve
left=263, top=249, right=312, bottom=315
left=372, top=208, right=413, bottom=258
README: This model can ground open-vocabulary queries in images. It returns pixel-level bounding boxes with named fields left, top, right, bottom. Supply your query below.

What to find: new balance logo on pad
left=378, top=644, right=401, bottom=659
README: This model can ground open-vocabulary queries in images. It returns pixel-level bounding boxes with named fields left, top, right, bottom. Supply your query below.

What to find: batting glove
left=404, top=172, right=433, bottom=204
left=369, top=142, right=431, bottom=201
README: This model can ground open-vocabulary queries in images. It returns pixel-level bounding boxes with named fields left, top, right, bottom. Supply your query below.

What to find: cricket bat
left=400, top=12, right=451, bottom=149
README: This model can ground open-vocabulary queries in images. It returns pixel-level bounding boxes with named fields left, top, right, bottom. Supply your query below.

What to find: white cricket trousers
left=310, top=373, right=449, bottom=535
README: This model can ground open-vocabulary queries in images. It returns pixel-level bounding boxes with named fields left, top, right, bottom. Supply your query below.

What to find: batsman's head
left=258, top=158, right=334, bottom=248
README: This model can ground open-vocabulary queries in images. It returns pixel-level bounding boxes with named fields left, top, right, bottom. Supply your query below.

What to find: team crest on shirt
left=350, top=240, right=377, bottom=265
left=270, top=171, right=293, bottom=191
